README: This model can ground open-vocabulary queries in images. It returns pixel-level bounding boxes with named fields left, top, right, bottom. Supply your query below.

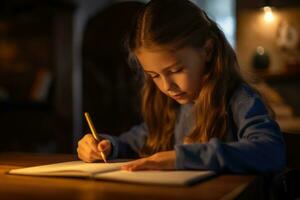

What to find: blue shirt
left=102, top=84, right=286, bottom=173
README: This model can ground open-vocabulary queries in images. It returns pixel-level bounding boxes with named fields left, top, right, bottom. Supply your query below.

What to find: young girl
left=77, top=0, right=285, bottom=173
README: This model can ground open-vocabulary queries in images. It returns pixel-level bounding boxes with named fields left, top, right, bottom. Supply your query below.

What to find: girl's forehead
left=135, top=47, right=181, bottom=71
left=135, top=46, right=203, bottom=73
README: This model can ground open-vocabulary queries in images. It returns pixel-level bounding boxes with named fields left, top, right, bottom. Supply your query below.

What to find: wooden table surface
left=0, top=152, right=263, bottom=200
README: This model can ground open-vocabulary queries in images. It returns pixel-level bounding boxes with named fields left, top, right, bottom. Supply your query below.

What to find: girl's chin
left=174, top=98, right=191, bottom=105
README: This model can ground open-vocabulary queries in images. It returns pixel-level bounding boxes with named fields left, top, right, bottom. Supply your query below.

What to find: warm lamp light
left=261, top=0, right=276, bottom=23
left=263, top=6, right=274, bottom=23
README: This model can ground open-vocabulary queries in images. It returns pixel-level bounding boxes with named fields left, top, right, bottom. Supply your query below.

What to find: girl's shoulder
left=230, top=83, right=259, bottom=103
left=228, top=83, right=263, bottom=110
left=228, top=83, right=271, bottom=120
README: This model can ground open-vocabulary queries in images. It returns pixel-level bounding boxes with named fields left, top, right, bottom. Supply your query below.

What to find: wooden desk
left=0, top=153, right=264, bottom=200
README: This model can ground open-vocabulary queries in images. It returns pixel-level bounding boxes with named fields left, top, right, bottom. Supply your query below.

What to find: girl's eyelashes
left=169, top=67, right=183, bottom=73
left=151, top=75, right=159, bottom=79
left=146, top=66, right=184, bottom=79
left=147, top=73, right=159, bottom=79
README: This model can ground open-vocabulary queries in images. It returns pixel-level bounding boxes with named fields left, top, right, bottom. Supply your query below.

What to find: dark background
left=0, top=0, right=145, bottom=153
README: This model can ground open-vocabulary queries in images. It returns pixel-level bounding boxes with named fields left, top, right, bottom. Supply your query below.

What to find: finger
left=79, top=134, right=99, bottom=153
left=77, top=148, right=91, bottom=162
left=85, top=137, right=99, bottom=153
left=77, top=147, right=83, bottom=160
left=79, top=143, right=102, bottom=161
left=121, top=159, right=156, bottom=171
left=79, top=138, right=101, bottom=158
left=98, top=140, right=111, bottom=152
left=77, top=134, right=102, bottom=162
left=77, top=146, right=91, bottom=162
left=78, top=147, right=100, bottom=162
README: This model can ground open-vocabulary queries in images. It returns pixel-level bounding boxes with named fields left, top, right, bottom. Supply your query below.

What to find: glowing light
left=263, top=6, right=274, bottom=23
left=256, top=46, right=265, bottom=55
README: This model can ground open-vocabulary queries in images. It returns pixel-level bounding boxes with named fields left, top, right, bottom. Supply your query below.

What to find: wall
left=236, top=6, right=300, bottom=116
left=237, top=7, right=300, bottom=73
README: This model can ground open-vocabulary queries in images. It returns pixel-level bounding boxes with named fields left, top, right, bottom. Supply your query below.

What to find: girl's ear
left=203, top=39, right=214, bottom=62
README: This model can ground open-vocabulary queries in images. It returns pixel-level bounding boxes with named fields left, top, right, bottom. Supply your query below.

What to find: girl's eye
left=149, top=74, right=159, bottom=79
left=170, top=67, right=183, bottom=73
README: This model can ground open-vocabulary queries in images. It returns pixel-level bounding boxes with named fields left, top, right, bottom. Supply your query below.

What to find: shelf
left=252, top=66, right=300, bottom=82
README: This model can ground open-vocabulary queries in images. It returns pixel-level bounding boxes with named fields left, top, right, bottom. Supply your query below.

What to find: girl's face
left=136, top=45, right=210, bottom=104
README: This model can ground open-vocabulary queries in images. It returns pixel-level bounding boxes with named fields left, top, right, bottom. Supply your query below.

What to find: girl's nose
left=162, top=77, right=174, bottom=92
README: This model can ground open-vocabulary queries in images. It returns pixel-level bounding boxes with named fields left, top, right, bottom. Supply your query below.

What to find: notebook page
left=94, top=170, right=216, bottom=185
left=9, top=161, right=130, bottom=176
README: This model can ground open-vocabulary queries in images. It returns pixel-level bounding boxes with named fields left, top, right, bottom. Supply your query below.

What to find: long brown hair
left=125, top=0, right=244, bottom=156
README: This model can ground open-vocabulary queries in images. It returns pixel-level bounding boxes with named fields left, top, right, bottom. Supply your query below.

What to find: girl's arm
left=175, top=87, right=286, bottom=173
left=101, top=123, right=148, bottom=159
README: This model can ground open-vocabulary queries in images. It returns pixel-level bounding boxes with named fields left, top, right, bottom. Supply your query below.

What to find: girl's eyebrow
left=144, top=61, right=181, bottom=74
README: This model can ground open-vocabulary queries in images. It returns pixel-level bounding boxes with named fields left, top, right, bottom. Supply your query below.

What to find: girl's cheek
left=176, top=75, right=190, bottom=91
left=153, top=80, right=168, bottom=95
left=154, top=80, right=163, bottom=91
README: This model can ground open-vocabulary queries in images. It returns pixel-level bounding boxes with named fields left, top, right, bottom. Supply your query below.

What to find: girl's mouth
left=172, top=92, right=186, bottom=100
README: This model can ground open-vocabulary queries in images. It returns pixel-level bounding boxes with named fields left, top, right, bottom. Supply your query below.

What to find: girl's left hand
left=121, top=150, right=176, bottom=171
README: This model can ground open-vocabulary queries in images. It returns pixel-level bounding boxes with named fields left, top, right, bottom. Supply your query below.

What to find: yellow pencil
left=84, top=112, right=107, bottom=163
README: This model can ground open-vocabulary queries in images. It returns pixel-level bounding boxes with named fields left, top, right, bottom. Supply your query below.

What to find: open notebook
left=8, top=160, right=216, bottom=186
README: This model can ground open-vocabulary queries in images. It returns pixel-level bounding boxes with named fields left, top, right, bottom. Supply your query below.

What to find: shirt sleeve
left=101, top=123, right=148, bottom=159
left=175, top=87, right=286, bottom=173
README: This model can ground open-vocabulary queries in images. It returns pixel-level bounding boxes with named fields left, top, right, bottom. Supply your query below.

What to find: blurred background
left=0, top=0, right=299, bottom=157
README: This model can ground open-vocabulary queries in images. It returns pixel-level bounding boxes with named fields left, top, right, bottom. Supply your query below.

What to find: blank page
left=94, top=170, right=216, bottom=185
left=9, top=161, right=130, bottom=177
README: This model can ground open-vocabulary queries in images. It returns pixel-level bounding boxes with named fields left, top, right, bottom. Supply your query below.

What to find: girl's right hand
left=77, top=133, right=111, bottom=163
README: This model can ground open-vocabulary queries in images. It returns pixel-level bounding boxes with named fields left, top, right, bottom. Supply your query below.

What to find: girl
left=77, top=0, right=285, bottom=173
